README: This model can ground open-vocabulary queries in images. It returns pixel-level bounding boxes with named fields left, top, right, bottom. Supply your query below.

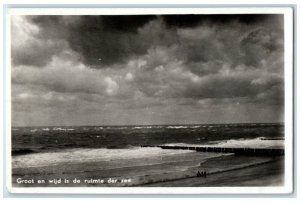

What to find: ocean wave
left=94, top=127, right=104, bottom=130
left=11, top=147, right=196, bottom=169
left=133, top=126, right=153, bottom=129
left=12, top=147, right=233, bottom=187
left=28, top=127, right=76, bottom=132
left=30, top=129, right=38, bottom=133
left=166, top=126, right=188, bottom=129
left=189, top=126, right=202, bottom=129
left=207, top=137, right=284, bottom=148
left=53, top=127, right=75, bottom=131
left=163, top=137, right=284, bottom=149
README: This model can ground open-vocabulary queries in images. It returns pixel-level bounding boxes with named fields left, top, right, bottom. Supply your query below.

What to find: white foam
left=209, top=137, right=284, bottom=148
left=30, top=129, right=38, bottom=133
left=190, top=126, right=202, bottom=128
left=133, top=126, right=150, bottom=129
left=164, top=137, right=284, bottom=149
left=52, top=127, right=74, bottom=131
left=12, top=147, right=195, bottom=169
left=166, top=126, right=188, bottom=129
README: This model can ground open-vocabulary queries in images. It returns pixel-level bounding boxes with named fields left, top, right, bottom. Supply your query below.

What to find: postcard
left=5, top=7, right=294, bottom=194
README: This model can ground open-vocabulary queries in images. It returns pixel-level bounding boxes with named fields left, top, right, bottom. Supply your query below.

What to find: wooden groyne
left=141, top=145, right=284, bottom=156
left=260, top=137, right=285, bottom=140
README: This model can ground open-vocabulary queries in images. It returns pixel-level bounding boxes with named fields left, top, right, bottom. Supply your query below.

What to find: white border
left=5, top=7, right=294, bottom=194
left=7, top=7, right=294, bottom=15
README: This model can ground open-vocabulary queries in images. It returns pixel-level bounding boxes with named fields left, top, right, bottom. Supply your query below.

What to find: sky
left=11, top=14, right=284, bottom=126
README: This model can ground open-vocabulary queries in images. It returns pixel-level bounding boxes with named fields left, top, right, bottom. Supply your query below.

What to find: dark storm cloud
left=70, top=15, right=282, bottom=68
left=13, top=14, right=282, bottom=68
left=66, top=15, right=162, bottom=66
left=162, top=14, right=272, bottom=28
left=175, top=16, right=283, bottom=73
left=11, top=14, right=285, bottom=126
left=23, top=15, right=157, bottom=67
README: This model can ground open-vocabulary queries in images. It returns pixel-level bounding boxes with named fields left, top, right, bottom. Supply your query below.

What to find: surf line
left=140, top=145, right=284, bottom=156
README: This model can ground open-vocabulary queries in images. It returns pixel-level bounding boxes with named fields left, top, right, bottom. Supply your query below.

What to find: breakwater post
left=140, top=145, right=284, bottom=156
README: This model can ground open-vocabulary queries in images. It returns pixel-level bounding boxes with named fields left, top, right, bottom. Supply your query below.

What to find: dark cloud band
left=13, top=14, right=282, bottom=68
left=11, top=14, right=284, bottom=126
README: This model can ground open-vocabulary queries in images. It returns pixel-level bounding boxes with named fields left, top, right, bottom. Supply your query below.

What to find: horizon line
left=11, top=122, right=284, bottom=128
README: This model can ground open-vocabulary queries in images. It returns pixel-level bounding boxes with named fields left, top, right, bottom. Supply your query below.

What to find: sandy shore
left=142, top=158, right=284, bottom=187
left=11, top=153, right=284, bottom=187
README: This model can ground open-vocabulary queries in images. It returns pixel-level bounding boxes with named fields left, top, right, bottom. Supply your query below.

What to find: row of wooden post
left=141, top=145, right=284, bottom=156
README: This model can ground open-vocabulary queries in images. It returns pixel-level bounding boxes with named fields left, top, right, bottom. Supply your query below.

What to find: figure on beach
left=197, top=170, right=207, bottom=177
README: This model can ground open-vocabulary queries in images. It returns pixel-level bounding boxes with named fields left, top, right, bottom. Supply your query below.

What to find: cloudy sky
left=11, top=14, right=284, bottom=126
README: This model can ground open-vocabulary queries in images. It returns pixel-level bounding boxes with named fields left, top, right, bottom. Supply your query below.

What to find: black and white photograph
left=6, top=7, right=294, bottom=194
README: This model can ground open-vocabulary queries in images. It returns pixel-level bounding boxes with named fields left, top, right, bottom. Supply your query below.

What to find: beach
left=11, top=123, right=285, bottom=187
left=12, top=148, right=284, bottom=187
left=143, top=157, right=284, bottom=187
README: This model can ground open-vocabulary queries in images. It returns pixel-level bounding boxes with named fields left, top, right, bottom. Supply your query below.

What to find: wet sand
left=11, top=154, right=284, bottom=187
left=142, top=158, right=284, bottom=187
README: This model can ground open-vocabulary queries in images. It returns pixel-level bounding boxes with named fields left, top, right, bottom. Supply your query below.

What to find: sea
left=11, top=123, right=285, bottom=187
